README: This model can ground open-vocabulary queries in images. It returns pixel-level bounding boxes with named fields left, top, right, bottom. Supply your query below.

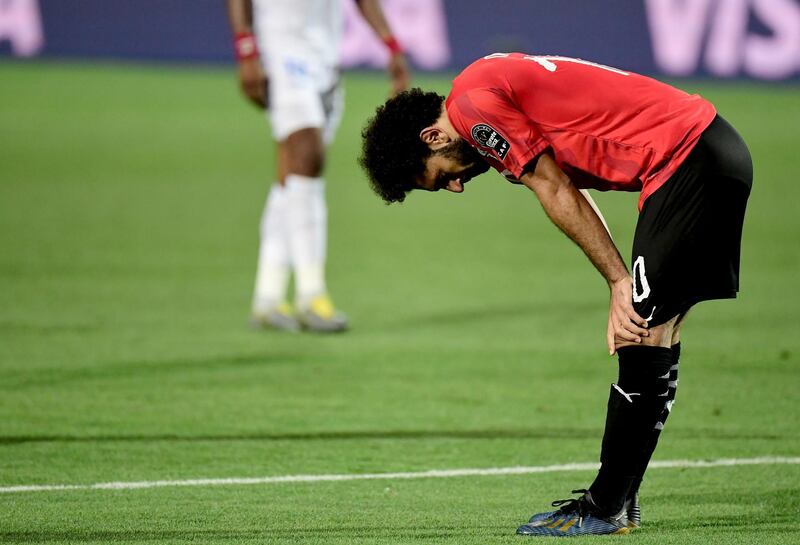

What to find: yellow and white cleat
left=297, top=294, right=348, bottom=333
left=250, top=302, right=301, bottom=332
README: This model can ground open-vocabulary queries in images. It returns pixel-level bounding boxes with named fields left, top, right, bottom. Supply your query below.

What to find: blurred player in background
left=360, top=53, right=752, bottom=536
left=226, top=0, right=409, bottom=332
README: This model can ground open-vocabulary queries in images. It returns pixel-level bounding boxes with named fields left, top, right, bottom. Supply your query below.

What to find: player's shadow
left=0, top=351, right=298, bottom=390
left=634, top=488, right=797, bottom=533
left=0, top=524, right=510, bottom=543
left=372, top=300, right=600, bottom=330
left=0, top=426, right=785, bottom=445
left=0, top=427, right=592, bottom=445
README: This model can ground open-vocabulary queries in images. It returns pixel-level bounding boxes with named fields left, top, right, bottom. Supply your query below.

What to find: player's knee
left=739, top=173, right=753, bottom=194
left=289, top=150, right=324, bottom=177
left=670, top=323, right=683, bottom=346
left=641, top=321, right=675, bottom=347
left=286, top=128, right=325, bottom=177
left=617, top=315, right=678, bottom=350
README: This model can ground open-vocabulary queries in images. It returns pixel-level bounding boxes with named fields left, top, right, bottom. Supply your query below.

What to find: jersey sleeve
left=447, top=88, right=549, bottom=179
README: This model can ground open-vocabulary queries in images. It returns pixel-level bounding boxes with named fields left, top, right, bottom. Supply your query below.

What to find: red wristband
left=382, top=36, right=403, bottom=55
left=234, top=32, right=259, bottom=61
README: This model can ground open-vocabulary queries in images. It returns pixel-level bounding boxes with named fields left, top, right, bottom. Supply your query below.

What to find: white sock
left=284, top=174, right=327, bottom=308
left=252, top=183, right=290, bottom=313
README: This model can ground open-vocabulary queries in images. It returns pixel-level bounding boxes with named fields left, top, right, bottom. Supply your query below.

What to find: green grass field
left=1, top=61, right=799, bottom=544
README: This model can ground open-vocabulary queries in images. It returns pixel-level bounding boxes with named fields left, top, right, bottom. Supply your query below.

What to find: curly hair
left=359, top=88, right=445, bottom=204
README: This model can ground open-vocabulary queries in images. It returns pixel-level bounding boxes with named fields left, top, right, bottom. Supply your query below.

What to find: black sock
left=627, top=342, right=680, bottom=500
left=589, top=345, right=673, bottom=516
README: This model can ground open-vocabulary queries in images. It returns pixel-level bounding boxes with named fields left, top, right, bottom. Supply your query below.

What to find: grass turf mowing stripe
left=1, top=456, right=798, bottom=494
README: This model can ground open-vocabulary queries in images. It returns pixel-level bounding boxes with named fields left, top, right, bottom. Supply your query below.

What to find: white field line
left=1, top=456, right=798, bottom=494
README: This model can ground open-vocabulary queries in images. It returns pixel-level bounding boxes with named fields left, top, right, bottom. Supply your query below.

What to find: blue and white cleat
left=525, top=489, right=589, bottom=526
left=517, top=490, right=629, bottom=537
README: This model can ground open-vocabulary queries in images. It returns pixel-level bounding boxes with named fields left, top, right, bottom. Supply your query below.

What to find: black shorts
left=631, top=115, right=753, bottom=327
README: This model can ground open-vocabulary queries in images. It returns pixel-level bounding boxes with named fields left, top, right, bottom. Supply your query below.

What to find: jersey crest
left=471, top=123, right=510, bottom=159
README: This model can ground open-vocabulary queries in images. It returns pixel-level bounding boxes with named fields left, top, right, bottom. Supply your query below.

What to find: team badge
left=471, top=123, right=510, bottom=159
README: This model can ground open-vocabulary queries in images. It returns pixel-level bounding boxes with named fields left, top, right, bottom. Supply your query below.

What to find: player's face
left=417, top=139, right=490, bottom=193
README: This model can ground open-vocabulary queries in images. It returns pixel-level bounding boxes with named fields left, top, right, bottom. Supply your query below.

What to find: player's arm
left=226, top=0, right=266, bottom=108
left=354, top=0, right=410, bottom=96
left=519, top=152, right=649, bottom=355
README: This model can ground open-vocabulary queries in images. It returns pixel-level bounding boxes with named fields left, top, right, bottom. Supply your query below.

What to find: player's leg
left=624, top=310, right=688, bottom=526
left=519, top=319, right=677, bottom=536
left=520, top=320, right=680, bottom=537
left=250, top=116, right=297, bottom=330
left=262, top=53, right=347, bottom=332
left=282, top=126, right=331, bottom=313
left=276, top=99, right=346, bottom=331
left=290, top=82, right=347, bottom=332
left=582, top=315, right=677, bottom=515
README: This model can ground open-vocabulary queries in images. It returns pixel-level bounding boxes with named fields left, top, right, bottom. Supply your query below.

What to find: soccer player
left=227, top=0, right=410, bottom=332
left=360, top=53, right=752, bottom=536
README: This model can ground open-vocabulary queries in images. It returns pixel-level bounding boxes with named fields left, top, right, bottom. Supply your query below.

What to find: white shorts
left=262, top=52, right=344, bottom=145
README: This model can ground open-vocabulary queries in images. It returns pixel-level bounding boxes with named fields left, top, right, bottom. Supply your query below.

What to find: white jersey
left=252, top=0, right=343, bottom=92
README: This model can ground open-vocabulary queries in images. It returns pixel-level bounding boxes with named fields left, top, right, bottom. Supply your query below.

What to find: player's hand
left=237, top=57, right=267, bottom=109
left=387, top=52, right=410, bottom=97
left=607, top=276, right=649, bottom=355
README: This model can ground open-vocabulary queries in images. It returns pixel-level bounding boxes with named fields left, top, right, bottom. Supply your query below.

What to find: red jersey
left=445, top=53, right=717, bottom=210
